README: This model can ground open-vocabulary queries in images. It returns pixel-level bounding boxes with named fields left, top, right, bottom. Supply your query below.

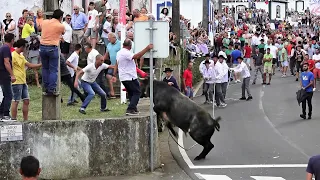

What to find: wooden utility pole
left=172, top=0, right=180, bottom=44
left=218, top=0, right=222, bottom=12
left=202, top=0, right=209, bottom=32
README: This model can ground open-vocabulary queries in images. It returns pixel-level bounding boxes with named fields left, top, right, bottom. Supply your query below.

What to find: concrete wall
left=0, top=116, right=160, bottom=180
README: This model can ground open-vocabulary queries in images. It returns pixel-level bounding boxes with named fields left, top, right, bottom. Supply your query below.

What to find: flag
left=265, top=0, right=269, bottom=4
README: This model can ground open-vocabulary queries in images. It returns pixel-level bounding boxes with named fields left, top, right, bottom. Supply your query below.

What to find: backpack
left=29, top=35, right=40, bottom=51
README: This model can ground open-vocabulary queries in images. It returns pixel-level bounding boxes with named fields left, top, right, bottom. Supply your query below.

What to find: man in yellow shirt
left=11, top=39, right=41, bottom=121
left=133, top=9, right=148, bottom=22
left=21, top=17, right=35, bottom=39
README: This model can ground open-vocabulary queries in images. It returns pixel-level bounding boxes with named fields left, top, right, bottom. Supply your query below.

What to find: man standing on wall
left=40, top=9, right=65, bottom=96
left=0, top=33, right=15, bottom=121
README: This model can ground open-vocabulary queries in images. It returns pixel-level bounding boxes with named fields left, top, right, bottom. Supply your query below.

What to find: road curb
left=193, top=79, right=204, bottom=98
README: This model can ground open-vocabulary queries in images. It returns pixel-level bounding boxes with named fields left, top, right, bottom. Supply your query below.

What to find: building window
left=276, top=5, right=280, bottom=18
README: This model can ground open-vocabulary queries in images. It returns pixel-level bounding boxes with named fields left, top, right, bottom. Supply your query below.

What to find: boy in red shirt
left=183, top=62, right=193, bottom=99
left=243, top=42, right=252, bottom=70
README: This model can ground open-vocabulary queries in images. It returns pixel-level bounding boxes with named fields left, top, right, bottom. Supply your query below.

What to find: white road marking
left=195, top=173, right=232, bottom=180
left=251, top=176, right=286, bottom=180
left=190, top=164, right=307, bottom=169
left=178, top=129, right=195, bottom=167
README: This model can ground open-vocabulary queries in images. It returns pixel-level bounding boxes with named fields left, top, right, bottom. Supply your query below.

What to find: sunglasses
left=74, top=9, right=78, bottom=10
left=6, top=16, right=11, bottom=18
left=67, top=18, right=71, bottom=20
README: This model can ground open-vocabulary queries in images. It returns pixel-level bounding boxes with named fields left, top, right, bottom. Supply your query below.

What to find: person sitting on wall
left=162, top=67, right=180, bottom=91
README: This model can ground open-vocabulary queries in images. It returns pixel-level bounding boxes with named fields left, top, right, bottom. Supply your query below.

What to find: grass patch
left=16, top=84, right=127, bottom=121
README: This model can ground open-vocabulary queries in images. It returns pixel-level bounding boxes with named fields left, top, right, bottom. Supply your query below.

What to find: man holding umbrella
left=163, top=67, right=180, bottom=91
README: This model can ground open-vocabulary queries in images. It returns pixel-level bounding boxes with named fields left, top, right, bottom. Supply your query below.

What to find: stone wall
left=0, top=116, right=160, bottom=180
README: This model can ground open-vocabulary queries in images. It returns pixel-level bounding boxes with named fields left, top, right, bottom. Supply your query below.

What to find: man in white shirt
left=201, top=60, right=214, bottom=104
left=101, top=14, right=112, bottom=48
left=219, top=55, right=229, bottom=99
left=312, top=49, right=320, bottom=90
left=74, top=54, right=115, bottom=114
left=66, top=44, right=82, bottom=105
left=211, top=55, right=227, bottom=108
left=268, top=42, right=278, bottom=75
left=230, top=57, right=252, bottom=101
left=199, top=54, right=214, bottom=96
left=84, top=43, right=109, bottom=96
left=115, top=39, right=153, bottom=116
left=84, top=2, right=100, bottom=49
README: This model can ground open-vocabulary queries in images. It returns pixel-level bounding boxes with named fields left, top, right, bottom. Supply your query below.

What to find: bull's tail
left=213, top=116, right=221, bottom=131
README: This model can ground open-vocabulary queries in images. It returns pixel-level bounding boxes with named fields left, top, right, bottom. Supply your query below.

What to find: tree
left=172, top=0, right=180, bottom=44
left=202, top=0, right=209, bottom=32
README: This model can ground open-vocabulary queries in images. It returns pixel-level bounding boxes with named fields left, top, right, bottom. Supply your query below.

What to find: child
left=11, top=39, right=41, bottom=121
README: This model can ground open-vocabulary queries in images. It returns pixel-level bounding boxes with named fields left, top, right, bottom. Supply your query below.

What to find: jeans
left=302, top=92, right=313, bottom=116
left=81, top=81, right=107, bottom=110
left=40, top=45, right=59, bottom=92
left=185, top=86, right=194, bottom=98
left=61, top=74, right=85, bottom=102
left=253, top=65, right=263, bottom=83
left=203, top=83, right=213, bottom=101
left=221, top=82, right=228, bottom=99
left=122, top=79, right=141, bottom=111
left=242, top=77, right=252, bottom=98
left=0, top=80, right=12, bottom=117
left=215, top=83, right=225, bottom=105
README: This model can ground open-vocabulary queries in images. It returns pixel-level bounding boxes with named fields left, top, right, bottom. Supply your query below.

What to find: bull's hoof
left=194, top=156, right=205, bottom=161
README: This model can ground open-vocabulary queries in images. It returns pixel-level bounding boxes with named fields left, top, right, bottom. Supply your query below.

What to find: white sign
left=0, top=124, right=23, bottom=142
left=134, top=21, right=170, bottom=58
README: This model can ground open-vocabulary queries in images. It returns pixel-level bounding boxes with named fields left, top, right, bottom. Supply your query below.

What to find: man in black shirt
left=252, top=48, right=264, bottom=85
left=162, top=68, right=180, bottom=91
left=0, top=33, right=15, bottom=121
left=60, top=54, right=85, bottom=103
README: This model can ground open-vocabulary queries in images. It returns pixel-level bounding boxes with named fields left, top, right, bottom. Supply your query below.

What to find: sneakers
left=126, top=110, right=139, bottom=116
left=219, top=103, right=227, bottom=108
left=101, top=108, right=111, bottom=112
left=239, top=97, right=247, bottom=100
left=252, top=82, right=256, bottom=85
left=300, top=114, right=306, bottom=119
left=79, top=109, right=86, bottom=114
left=246, top=96, right=253, bottom=101
left=0, top=116, right=16, bottom=122
left=313, top=88, right=316, bottom=92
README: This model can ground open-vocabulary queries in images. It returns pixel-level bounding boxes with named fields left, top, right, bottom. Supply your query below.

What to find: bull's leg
left=189, top=129, right=215, bottom=160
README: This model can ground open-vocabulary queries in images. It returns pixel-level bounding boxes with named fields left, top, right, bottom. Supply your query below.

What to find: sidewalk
left=72, top=98, right=192, bottom=180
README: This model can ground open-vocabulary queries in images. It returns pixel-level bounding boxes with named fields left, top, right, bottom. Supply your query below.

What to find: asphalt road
left=169, top=71, right=320, bottom=180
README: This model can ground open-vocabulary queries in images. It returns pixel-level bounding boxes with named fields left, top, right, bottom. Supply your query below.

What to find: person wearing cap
left=230, top=57, right=252, bottom=101
left=211, top=55, right=227, bottom=107
left=199, top=54, right=213, bottom=95
left=219, top=55, right=229, bottom=99
left=202, top=60, right=214, bottom=104
left=163, top=68, right=179, bottom=91
left=84, top=2, right=100, bottom=49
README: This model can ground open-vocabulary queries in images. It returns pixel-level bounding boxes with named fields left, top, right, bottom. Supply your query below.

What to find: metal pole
left=149, top=19, right=155, bottom=172
left=212, top=83, right=216, bottom=118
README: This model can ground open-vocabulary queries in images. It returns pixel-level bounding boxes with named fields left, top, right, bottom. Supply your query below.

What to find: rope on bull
left=168, top=130, right=198, bottom=151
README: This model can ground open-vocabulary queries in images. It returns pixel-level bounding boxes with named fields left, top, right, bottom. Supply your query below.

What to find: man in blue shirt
left=231, top=44, right=242, bottom=83
left=105, top=32, right=121, bottom=98
left=71, top=5, right=88, bottom=45
left=300, top=63, right=314, bottom=119
left=306, top=155, right=320, bottom=180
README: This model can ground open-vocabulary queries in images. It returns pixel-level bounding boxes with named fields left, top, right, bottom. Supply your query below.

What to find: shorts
left=313, top=68, right=320, bottom=78
left=185, top=86, right=194, bottom=98
left=281, top=61, right=289, bottom=67
left=29, top=56, right=39, bottom=64
left=296, top=62, right=302, bottom=72
left=244, top=58, right=251, bottom=64
left=106, top=68, right=114, bottom=76
left=264, top=65, right=272, bottom=74
left=272, top=58, right=277, bottom=65
left=60, top=41, right=70, bottom=54
left=12, top=84, right=29, bottom=101
left=84, top=28, right=98, bottom=39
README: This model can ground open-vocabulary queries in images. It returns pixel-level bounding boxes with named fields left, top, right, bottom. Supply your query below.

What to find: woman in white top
left=2, top=13, right=16, bottom=36
left=101, top=14, right=113, bottom=48
left=61, top=14, right=73, bottom=58
left=160, top=8, right=170, bottom=21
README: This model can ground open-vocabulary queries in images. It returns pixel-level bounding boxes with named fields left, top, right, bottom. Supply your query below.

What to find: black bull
left=146, top=80, right=221, bottom=160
